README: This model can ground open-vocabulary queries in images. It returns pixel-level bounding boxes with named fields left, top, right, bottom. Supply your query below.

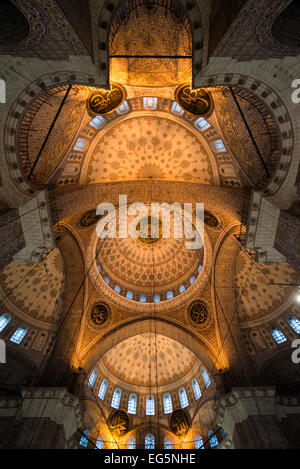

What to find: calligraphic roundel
left=108, top=409, right=130, bottom=437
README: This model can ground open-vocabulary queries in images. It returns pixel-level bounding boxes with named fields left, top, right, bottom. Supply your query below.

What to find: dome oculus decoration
left=137, top=216, right=163, bottom=245
left=188, top=300, right=208, bottom=325
left=169, top=408, right=191, bottom=436
left=108, top=409, right=130, bottom=437
left=175, top=85, right=214, bottom=117
left=90, top=302, right=109, bottom=326
left=87, top=83, right=126, bottom=116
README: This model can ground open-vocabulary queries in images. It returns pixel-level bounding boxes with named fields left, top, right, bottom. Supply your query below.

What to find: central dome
left=100, top=333, right=198, bottom=388
left=96, top=208, right=204, bottom=302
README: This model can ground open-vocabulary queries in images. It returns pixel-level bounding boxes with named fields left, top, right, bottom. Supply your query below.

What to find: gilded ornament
left=108, top=409, right=130, bottom=437
left=169, top=408, right=191, bottom=436
left=175, top=84, right=213, bottom=117
left=90, top=302, right=109, bottom=325
left=87, top=83, right=126, bottom=116
left=189, top=300, right=208, bottom=325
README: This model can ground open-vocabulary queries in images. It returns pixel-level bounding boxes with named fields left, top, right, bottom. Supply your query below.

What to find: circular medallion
left=108, top=409, right=130, bottom=437
left=169, top=408, right=191, bottom=436
left=188, top=300, right=208, bottom=325
left=90, top=302, right=109, bottom=325
left=79, top=209, right=101, bottom=227
left=204, top=210, right=220, bottom=228
left=175, top=84, right=213, bottom=117
left=87, top=83, right=126, bottom=116
left=137, top=216, right=163, bottom=245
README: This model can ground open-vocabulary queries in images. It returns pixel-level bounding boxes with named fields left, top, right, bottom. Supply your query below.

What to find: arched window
left=194, top=435, right=204, bottom=449
left=198, top=265, right=202, bottom=273
left=140, top=294, right=147, bottom=303
left=111, top=387, right=122, bottom=409
left=104, top=276, right=110, bottom=285
left=201, top=367, right=211, bottom=388
left=116, top=100, right=130, bottom=115
left=271, top=327, right=287, bottom=344
left=171, top=101, right=184, bottom=116
left=10, top=326, right=28, bottom=344
left=179, top=285, right=186, bottom=293
left=0, top=313, right=11, bottom=333
left=114, top=285, right=121, bottom=294
left=143, top=97, right=158, bottom=110
left=95, top=436, right=104, bottom=449
left=88, top=368, right=98, bottom=388
left=79, top=430, right=90, bottom=447
left=127, top=437, right=136, bottom=449
left=98, top=379, right=108, bottom=400
left=208, top=430, right=218, bottom=448
left=194, top=117, right=211, bottom=131
left=89, top=116, right=106, bottom=129
left=145, top=433, right=155, bottom=449
left=153, top=294, right=160, bottom=303
left=126, top=291, right=133, bottom=300
left=164, top=437, right=173, bottom=449
left=189, top=276, right=195, bottom=285
left=288, top=316, right=300, bottom=334
left=213, top=139, right=226, bottom=153
left=166, top=291, right=174, bottom=299
left=74, top=137, right=89, bottom=152
left=128, top=393, right=138, bottom=415
left=146, top=395, right=155, bottom=415
left=163, top=393, right=173, bottom=414
left=178, top=387, right=189, bottom=408
left=192, top=378, right=202, bottom=400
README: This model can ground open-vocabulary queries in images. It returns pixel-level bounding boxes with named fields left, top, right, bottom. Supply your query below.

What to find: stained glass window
left=145, top=433, right=155, bottom=449
left=164, top=437, right=173, bottom=449
left=192, top=378, right=202, bottom=400
left=128, top=393, right=138, bottom=414
left=213, top=139, right=226, bottom=153
left=0, top=314, right=11, bottom=333
left=171, top=101, right=184, bottom=116
left=98, top=379, right=108, bottom=400
left=127, top=437, right=136, bottom=449
left=111, top=387, right=122, bottom=409
left=143, top=97, right=158, bottom=110
left=288, top=316, right=300, bottom=334
left=178, top=387, right=189, bottom=408
left=194, top=436, right=204, bottom=449
left=10, top=326, right=28, bottom=344
left=88, top=368, right=98, bottom=388
left=74, top=137, right=89, bottom=152
left=208, top=430, right=218, bottom=448
left=79, top=430, right=90, bottom=447
left=201, top=367, right=211, bottom=388
left=163, top=393, right=173, bottom=414
left=89, top=116, right=106, bottom=129
left=194, top=117, right=211, bottom=131
left=271, top=328, right=287, bottom=344
left=95, top=437, right=104, bottom=449
left=146, top=395, right=155, bottom=415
